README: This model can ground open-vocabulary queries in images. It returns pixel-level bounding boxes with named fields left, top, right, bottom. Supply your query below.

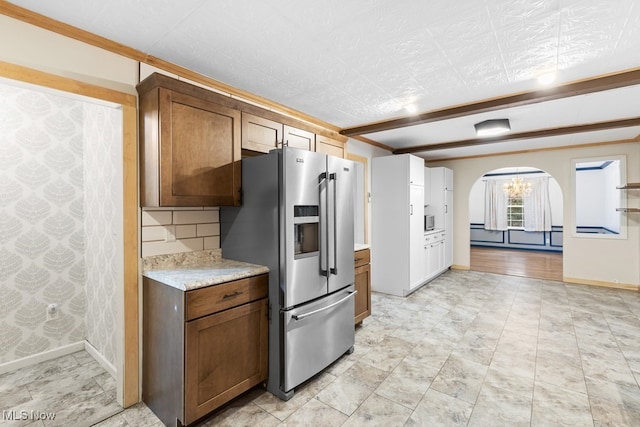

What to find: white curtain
left=524, top=176, right=552, bottom=231
left=484, top=179, right=508, bottom=230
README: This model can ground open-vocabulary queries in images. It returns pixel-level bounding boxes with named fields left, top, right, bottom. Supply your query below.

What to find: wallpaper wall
left=83, top=103, right=122, bottom=368
left=0, top=81, right=121, bottom=367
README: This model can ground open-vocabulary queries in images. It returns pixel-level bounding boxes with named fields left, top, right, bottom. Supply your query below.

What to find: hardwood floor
left=470, top=246, right=563, bottom=282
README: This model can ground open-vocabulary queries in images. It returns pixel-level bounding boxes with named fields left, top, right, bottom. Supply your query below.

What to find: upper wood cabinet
left=316, top=135, right=345, bottom=158
left=138, top=74, right=242, bottom=207
left=283, top=125, right=315, bottom=151
left=241, top=113, right=282, bottom=153
left=241, top=112, right=316, bottom=154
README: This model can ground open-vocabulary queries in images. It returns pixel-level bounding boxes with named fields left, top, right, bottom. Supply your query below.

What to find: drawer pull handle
left=222, top=291, right=243, bottom=300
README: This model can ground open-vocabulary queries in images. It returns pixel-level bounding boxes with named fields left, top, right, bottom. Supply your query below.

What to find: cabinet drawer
left=186, top=274, right=268, bottom=321
left=354, top=248, right=370, bottom=268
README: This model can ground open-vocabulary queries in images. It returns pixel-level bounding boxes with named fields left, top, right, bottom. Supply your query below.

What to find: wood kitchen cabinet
left=354, top=248, right=371, bottom=324
left=143, top=274, right=268, bottom=426
left=241, top=113, right=282, bottom=153
left=316, top=134, right=345, bottom=158
left=241, top=112, right=316, bottom=153
left=284, top=125, right=315, bottom=152
left=137, top=73, right=242, bottom=207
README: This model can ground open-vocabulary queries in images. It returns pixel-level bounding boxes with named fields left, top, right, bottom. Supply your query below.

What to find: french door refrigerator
left=221, top=147, right=355, bottom=401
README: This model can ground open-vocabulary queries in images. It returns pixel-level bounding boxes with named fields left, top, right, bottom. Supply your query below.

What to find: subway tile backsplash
left=141, top=208, right=220, bottom=257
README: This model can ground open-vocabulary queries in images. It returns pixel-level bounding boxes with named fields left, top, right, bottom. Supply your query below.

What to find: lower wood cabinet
left=143, top=274, right=268, bottom=426
left=354, top=248, right=371, bottom=324
left=185, top=299, right=267, bottom=422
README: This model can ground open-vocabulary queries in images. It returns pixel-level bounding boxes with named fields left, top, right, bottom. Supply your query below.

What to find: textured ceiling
left=6, top=0, right=640, bottom=159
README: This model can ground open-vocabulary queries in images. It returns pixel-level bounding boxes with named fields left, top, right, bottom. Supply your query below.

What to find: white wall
left=346, top=138, right=393, bottom=243
left=469, top=170, right=563, bottom=227
left=429, top=141, right=640, bottom=287
left=0, top=15, right=138, bottom=93
left=576, top=169, right=607, bottom=227
left=575, top=161, right=622, bottom=233
left=604, top=161, right=622, bottom=232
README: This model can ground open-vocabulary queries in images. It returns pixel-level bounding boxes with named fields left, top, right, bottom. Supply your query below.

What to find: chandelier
left=503, top=176, right=532, bottom=197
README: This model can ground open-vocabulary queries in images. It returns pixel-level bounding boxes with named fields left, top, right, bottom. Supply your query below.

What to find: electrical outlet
left=46, top=303, right=60, bottom=321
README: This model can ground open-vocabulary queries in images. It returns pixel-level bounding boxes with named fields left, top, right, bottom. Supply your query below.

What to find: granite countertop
left=355, top=243, right=371, bottom=251
left=142, top=249, right=269, bottom=291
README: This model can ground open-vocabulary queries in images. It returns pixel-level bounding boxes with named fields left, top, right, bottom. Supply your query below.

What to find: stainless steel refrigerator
left=221, top=147, right=355, bottom=400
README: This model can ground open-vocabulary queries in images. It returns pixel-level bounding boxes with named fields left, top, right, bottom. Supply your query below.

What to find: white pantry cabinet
left=426, top=167, right=454, bottom=269
left=372, top=154, right=425, bottom=296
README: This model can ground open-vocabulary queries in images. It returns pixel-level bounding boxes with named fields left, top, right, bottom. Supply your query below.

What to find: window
left=507, top=195, right=524, bottom=228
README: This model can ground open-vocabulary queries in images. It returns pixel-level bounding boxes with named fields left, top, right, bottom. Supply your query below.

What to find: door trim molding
left=0, top=60, right=140, bottom=407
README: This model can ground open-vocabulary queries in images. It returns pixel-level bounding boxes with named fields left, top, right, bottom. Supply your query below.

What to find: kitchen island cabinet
left=354, top=247, right=371, bottom=324
left=143, top=268, right=268, bottom=426
left=137, top=73, right=242, bottom=207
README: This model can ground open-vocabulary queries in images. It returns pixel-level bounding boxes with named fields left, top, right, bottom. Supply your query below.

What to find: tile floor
left=0, top=350, right=121, bottom=427
left=6, top=270, right=640, bottom=426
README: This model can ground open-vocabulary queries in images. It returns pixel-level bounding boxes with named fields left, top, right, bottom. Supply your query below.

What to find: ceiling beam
left=393, top=117, right=640, bottom=154
left=350, top=135, right=396, bottom=152
left=340, top=69, right=640, bottom=137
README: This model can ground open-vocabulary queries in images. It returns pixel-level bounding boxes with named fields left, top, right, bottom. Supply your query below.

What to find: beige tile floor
left=0, top=350, right=121, bottom=427
left=7, top=270, right=640, bottom=426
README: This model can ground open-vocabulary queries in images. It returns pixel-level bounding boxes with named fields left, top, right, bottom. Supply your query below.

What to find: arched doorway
left=468, top=167, right=563, bottom=281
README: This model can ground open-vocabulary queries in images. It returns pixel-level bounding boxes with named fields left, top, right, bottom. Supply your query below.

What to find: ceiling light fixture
left=405, top=104, right=418, bottom=114
left=537, top=71, right=557, bottom=85
left=474, top=119, right=511, bottom=137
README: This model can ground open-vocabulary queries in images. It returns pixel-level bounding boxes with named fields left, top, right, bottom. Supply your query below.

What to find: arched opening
left=468, top=167, right=564, bottom=281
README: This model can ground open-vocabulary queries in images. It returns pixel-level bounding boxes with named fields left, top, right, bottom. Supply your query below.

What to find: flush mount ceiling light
left=537, top=71, right=557, bottom=85
left=474, top=119, right=511, bottom=137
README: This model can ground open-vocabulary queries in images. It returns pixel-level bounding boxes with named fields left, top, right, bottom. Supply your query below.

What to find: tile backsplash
left=141, top=207, right=220, bottom=257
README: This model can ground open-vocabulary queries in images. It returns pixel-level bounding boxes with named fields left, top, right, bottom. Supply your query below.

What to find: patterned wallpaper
left=0, top=81, right=120, bottom=367
left=83, top=103, right=122, bottom=367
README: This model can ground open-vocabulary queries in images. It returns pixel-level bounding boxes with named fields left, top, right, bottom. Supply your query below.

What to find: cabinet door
left=284, top=125, right=315, bottom=151
left=159, top=89, right=241, bottom=206
left=424, top=167, right=431, bottom=205
left=423, top=243, right=431, bottom=281
left=184, top=299, right=268, bottom=424
left=241, top=113, right=283, bottom=153
left=409, top=155, right=424, bottom=186
left=444, top=167, right=454, bottom=191
left=409, top=184, right=424, bottom=289
left=437, top=240, right=446, bottom=271
left=354, top=263, right=371, bottom=324
left=444, top=190, right=453, bottom=267
left=316, top=135, right=345, bottom=158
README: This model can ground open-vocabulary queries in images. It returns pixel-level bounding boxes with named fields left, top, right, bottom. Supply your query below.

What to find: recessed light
left=474, top=119, right=511, bottom=137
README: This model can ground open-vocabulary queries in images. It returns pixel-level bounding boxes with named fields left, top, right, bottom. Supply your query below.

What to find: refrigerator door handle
left=292, top=291, right=357, bottom=321
left=319, top=172, right=329, bottom=277
left=330, top=172, right=338, bottom=275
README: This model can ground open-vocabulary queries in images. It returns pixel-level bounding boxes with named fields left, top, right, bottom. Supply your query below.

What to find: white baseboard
left=84, top=340, right=117, bottom=379
left=0, top=340, right=118, bottom=379
left=0, top=341, right=84, bottom=375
